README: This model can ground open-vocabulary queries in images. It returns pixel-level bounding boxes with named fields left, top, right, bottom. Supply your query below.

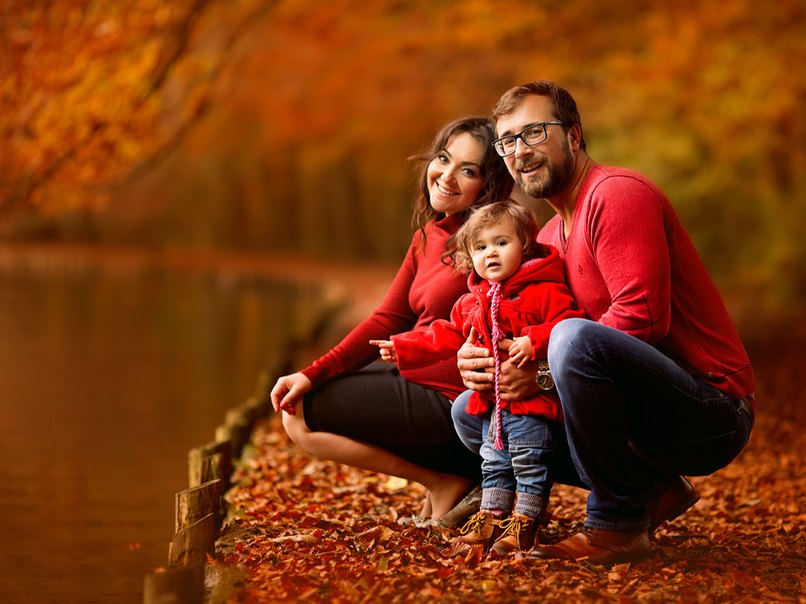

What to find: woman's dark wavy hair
left=408, top=116, right=514, bottom=253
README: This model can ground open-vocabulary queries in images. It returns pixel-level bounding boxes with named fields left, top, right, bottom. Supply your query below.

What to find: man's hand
left=495, top=338, right=541, bottom=401
left=457, top=327, right=495, bottom=392
left=458, top=328, right=543, bottom=399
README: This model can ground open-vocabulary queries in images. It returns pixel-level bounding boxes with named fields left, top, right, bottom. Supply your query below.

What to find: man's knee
left=548, top=318, right=595, bottom=371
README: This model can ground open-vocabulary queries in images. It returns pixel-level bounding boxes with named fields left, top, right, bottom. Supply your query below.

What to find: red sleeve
left=391, top=296, right=470, bottom=369
left=521, top=283, right=587, bottom=359
left=586, top=177, right=672, bottom=343
left=301, top=237, right=422, bottom=386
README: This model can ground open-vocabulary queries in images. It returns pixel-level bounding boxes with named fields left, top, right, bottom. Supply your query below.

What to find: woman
left=270, top=116, right=514, bottom=523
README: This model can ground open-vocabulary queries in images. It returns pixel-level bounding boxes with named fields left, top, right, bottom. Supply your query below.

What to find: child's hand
left=369, top=339, right=397, bottom=364
left=507, top=336, right=533, bottom=368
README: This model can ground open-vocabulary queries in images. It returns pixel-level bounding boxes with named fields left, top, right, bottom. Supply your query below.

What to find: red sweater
left=391, top=247, right=585, bottom=421
left=537, top=165, right=755, bottom=401
left=301, top=214, right=468, bottom=400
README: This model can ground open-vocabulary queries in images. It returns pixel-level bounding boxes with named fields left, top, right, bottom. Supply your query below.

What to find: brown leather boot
left=490, top=513, right=538, bottom=555
left=530, top=527, right=652, bottom=565
left=648, top=476, right=699, bottom=533
left=445, top=510, right=503, bottom=558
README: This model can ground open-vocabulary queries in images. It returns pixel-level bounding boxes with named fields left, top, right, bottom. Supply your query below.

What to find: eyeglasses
left=492, top=122, right=566, bottom=157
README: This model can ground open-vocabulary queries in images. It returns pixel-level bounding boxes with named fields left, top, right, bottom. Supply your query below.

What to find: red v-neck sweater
left=537, top=165, right=755, bottom=401
left=301, top=214, right=469, bottom=400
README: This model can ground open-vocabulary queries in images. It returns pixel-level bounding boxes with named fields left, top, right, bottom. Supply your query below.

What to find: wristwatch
left=535, top=360, right=555, bottom=391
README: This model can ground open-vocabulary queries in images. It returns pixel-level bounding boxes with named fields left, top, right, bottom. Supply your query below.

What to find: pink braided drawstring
left=488, top=281, right=505, bottom=450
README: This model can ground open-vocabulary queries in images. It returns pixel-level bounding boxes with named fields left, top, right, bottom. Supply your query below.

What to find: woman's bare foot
left=419, top=491, right=433, bottom=518
left=427, top=476, right=476, bottom=519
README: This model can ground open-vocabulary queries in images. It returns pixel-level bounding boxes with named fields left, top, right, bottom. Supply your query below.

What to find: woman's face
left=427, top=131, right=485, bottom=216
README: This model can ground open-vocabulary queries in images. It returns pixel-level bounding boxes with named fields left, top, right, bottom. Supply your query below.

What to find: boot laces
left=498, top=514, right=531, bottom=537
left=459, top=511, right=490, bottom=536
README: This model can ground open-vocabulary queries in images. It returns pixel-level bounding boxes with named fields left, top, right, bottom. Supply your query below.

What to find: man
left=454, top=80, right=756, bottom=564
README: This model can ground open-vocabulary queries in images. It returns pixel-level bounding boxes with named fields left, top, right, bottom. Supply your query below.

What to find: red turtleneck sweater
left=301, top=214, right=469, bottom=400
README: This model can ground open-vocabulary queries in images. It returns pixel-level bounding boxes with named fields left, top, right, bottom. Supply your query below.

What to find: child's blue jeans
left=479, top=408, right=554, bottom=499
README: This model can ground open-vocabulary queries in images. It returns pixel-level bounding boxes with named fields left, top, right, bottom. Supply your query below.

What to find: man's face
left=495, top=95, right=576, bottom=199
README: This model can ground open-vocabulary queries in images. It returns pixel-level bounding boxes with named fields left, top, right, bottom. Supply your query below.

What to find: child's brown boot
left=490, top=513, right=538, bottom=555
left=445, top=510, right=504, bottom=558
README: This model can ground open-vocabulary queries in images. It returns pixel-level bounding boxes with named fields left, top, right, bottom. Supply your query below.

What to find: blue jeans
left=548, top=319, right=753, bottom=532
left=453, top=318, right=753, bottom=532
left=453, top=394, right=586, bottom=490
left=479, top=408, right=553, bottom=498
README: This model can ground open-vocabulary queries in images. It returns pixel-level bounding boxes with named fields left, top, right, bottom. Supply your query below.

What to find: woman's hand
left=369, top=339, right=397, bottom=364
left=270, top=372, right=312, bottom=416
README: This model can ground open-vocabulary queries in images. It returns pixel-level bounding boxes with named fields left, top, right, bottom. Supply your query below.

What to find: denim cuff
left=514, top=492, right=547, bottom=519
left=480, top=487, right=515, bottom=513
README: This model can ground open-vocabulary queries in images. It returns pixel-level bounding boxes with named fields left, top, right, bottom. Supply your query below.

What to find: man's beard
left=518, top=144, right=575, bottom=199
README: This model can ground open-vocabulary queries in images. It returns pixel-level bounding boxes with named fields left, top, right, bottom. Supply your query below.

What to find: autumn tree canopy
left=1, top=0, right=804, bottom=309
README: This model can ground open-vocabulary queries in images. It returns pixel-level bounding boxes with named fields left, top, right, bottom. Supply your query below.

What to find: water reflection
left=0, top=268, right=316, bottom=603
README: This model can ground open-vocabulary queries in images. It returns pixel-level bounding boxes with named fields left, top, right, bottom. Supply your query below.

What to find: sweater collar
left=433, top=212, right=465, bottom=233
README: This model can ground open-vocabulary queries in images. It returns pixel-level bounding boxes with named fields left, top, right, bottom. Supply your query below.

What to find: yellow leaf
left=383, top=476, right=408, bottom=492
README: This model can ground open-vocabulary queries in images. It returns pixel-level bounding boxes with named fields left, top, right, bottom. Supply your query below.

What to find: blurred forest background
left=1, top=0, right=804, bottom=317
left=3, top=4, right=803, bottom=601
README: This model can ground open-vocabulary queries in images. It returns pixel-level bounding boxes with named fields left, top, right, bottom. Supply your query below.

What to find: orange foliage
left=3, top=0, right=802, bottom=217
left=1, top=0, right=804, bottom=306
left=0, top=0, right=270, bottom=214
left=213, top=406, right=806, bottom=602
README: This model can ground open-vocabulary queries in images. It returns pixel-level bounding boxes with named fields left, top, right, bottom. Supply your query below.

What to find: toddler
left=372, top=201, right=584, bottom=557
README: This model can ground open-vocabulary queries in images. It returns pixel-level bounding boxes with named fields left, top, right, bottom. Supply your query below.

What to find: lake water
left=0, top=263, right=321, bottom=603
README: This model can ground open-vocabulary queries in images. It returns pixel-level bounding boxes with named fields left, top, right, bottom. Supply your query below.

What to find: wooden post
left=252, top=369, right=272, bottom=416
left=241, top=395, right=265, bottom=426
left=145, top=368, right=283, bottom=603
left=176, top=479, right=224, bottom=533
left=164, top=513, right=216, bottom=602
left=143, top=566, right=197, bottom=604
left=168, top=513, right=216, bottom=568
left=224, top=407, right=251, bottom=459
left=188, top=440, right=231, bottom=488
left=216, top=396, right=265, bottom=459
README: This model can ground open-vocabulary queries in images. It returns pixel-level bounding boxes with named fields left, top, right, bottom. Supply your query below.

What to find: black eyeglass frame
left=492, top=121, right=567, bottom=157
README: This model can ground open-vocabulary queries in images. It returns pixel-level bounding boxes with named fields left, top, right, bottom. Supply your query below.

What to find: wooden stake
left=175, top=479, right=224, bottom=533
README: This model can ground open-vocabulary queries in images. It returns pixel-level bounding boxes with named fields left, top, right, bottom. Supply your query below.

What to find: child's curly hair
left=451, top=201, right=549, bottom=274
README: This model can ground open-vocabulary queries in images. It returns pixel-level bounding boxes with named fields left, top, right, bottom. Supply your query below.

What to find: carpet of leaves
left=211, top=402, right=805, bottom=603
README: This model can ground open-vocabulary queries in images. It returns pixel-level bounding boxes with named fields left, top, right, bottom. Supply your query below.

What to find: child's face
left=470, top=218, right=524, bottom=283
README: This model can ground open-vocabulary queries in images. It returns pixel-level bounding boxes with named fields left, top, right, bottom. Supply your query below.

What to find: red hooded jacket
left=392, top=245, right=585, bottom=421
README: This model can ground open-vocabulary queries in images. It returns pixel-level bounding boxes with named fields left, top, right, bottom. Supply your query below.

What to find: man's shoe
left=445, top=510, right=504, bottom=558
left=648, top=476, right=699, bottom=533
left=529, top=527, right=652, bottom=565
left=490, top=513, right=538, bottom=555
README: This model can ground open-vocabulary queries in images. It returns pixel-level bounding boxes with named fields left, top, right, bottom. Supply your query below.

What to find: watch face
left=537, top=373, right=554, bottom=391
